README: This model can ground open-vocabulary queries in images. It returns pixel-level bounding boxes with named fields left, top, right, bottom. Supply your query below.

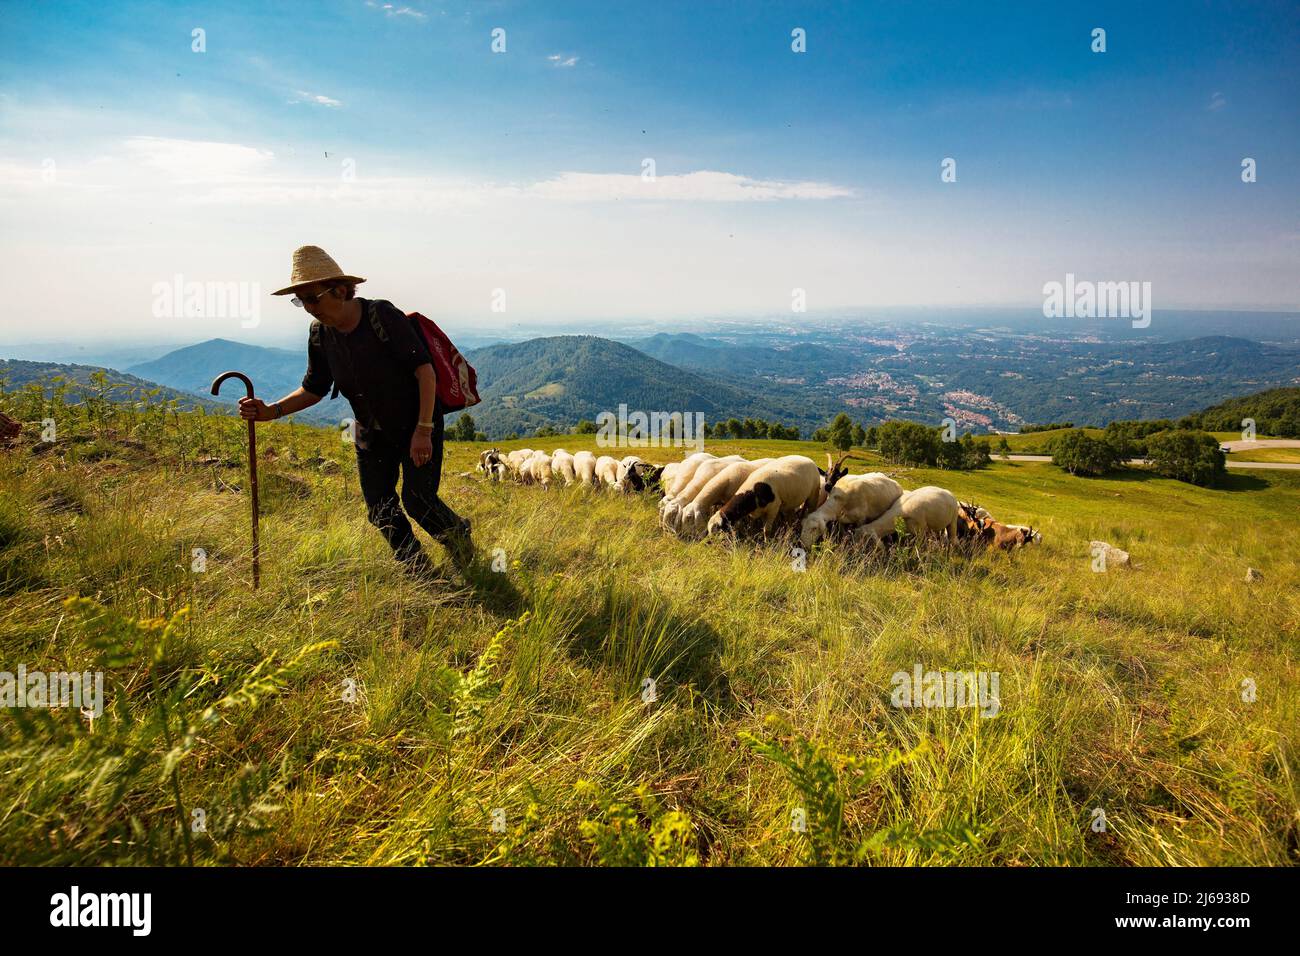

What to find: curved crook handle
left=210, top=370, right=255, bottom=398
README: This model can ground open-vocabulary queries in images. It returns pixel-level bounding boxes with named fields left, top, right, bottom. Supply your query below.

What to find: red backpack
left=404, top=311, right=481, bottom=413
left=360, top=305, right=481, bottom=412
left=316, top=302, right=482, bottom=413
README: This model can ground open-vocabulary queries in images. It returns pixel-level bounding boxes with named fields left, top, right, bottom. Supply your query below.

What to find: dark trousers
left=355, top=416, right=462, bottom=562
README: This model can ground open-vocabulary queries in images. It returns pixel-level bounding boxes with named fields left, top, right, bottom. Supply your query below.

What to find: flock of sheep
left=478, top=447, right=1042, bottom=552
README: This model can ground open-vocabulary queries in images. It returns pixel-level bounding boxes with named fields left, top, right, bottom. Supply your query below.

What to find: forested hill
left=461, top=335, right=839, bottom=437
left=1181, top=386, right=1300, bottom=438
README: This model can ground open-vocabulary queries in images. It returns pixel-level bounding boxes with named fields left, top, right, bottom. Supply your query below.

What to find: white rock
left=1090, top=540, right=1131, bottom=567
left=1245, top=568, right=1263, bottom=582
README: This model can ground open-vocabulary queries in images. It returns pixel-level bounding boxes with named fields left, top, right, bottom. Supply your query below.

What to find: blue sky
left=1, top=0, right=1297, bottom=342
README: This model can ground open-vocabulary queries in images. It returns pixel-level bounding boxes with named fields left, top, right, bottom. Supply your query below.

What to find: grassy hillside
left=1, top=387, right=1296, bottom=866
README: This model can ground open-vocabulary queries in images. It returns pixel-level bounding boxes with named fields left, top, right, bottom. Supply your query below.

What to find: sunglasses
left=291, top=286, right=337, bottom=308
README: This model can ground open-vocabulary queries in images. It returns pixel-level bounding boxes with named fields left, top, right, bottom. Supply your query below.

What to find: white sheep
left=505, top=448, right=536, bottom=480
left=661, top=455, right=745, bottom=530
left=676, top=458, right=773, bottom=536
left=550, top=449, right=577, bottom=486
left=572, top=450, right=598, bottom=486
left=854, top=485, right=960, bottom=546
left=707, top=456, right=822, bottom=536
left=800, top=471, right=904, bottom=547
left=663, top=452, right=716, bottom=499
left=594, top=455, right=621, bottom=488
left=521, top=451, right=553, bottom=488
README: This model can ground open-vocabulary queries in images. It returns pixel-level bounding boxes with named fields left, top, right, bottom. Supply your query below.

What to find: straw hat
left=272, top=245, right=366, bottom=296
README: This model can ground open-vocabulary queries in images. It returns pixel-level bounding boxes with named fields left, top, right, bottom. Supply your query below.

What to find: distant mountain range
left=5, top=321, right=1298, bottom=439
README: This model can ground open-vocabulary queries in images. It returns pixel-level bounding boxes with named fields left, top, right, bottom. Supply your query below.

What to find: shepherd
left=238, top=246, right=473, bottom=577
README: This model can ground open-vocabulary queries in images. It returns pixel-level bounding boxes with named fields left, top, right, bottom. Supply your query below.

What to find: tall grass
left=0, top=387, right=1296, bottom=865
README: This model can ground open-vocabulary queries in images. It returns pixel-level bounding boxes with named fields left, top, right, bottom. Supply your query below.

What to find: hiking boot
left=436, top=517, right=474, bottom=567
left=400, top=548, right=442, bottom=581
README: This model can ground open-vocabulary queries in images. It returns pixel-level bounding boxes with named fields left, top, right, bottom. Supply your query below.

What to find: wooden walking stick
left=210, top=371, right=261, bottom=589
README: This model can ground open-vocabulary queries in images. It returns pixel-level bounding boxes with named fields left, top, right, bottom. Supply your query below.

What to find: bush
left=1103, top=419, right=1175, bottom=459
left=878, top=420, right=940, bottom=466
left=828, top=413, right=855, bottom=451
left=1146, top=429, right=1226, bottom=486
left=449, top=413, right=478, bottom=441
left=1048, top=429, right=1124, bottom=477
left=937, top=432, right=991, bottom=470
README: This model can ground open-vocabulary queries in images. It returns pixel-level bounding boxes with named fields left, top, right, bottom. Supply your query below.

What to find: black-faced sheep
left=676, top=458, right=773, bottom=536
left=707, top=455, right=822, bottom=536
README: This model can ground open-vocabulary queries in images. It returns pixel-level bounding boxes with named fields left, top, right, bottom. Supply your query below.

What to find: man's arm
left=238, top=387, right=322, bottom=422
left=408, top=364, right=438, bottom=466
left=414, top=363, right=437, bottom=428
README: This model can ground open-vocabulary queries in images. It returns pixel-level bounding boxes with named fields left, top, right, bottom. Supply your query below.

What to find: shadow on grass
left=567, top=579, right=734, bottom=713
left=1091, top=467, right=1271, bottom=492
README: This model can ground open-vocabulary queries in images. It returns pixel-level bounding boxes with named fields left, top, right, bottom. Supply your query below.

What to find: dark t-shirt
left=302, top=298, right=433, bottom=449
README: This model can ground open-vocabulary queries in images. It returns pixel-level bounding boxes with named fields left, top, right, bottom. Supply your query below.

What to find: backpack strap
left=309, top=320, right=341, bottom=400
left=367, top=300, right=390, bottom=345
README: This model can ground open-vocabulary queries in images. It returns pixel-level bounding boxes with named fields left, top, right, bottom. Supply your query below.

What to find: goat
left=800, top=469, right=903, bottom=547
left=980, top=522, right=1041, bottom=550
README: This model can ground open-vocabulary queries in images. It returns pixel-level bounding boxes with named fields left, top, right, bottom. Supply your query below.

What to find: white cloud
left=1208, top=91, right=1227, bottom=111
left=547, top=54, right=579, bottom=68
left=113, top=167, right=854, bottom=207
left=526, top=170, right=856, bottom=202
left=120, top=136, right=275, bottom=182
left=289, top=90, right=343, bottom=108
left=365, top=1, right=427, bottom=19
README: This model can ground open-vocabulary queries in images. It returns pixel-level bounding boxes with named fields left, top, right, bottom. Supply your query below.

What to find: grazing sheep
left=550, top=449, right=577, bottom=486
left=594, top=455, right=621, bottom=488
left=505, top=448, right=536, bottom=480
left=800, top=470, right=904, bottom=547
left=614, top=455, right=648, bottom=492
left=854, top=486, right=960, bottom=546
left=676, top=458, right=773, bottom=536
left=478, top=448, right=506, bottom=481
left=707, top=455, right=822, bottom=536
left=661, top=455, right=745, bottom=530
left=663, top=452, right=717, bottom=499
left=521, top=451, right=553, bottom=488
left=632, top=461, right=665, bottom=493
left=572, top=450, right=598, bottom=486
